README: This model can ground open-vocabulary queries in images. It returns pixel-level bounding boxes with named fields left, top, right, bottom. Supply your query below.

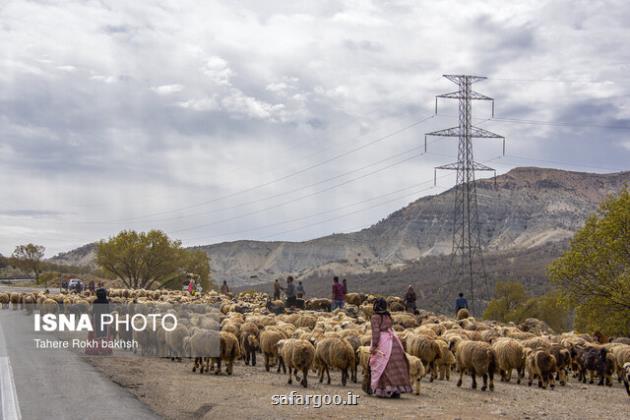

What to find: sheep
left=164, top=324, right=189, bottom=361
left=406, top=333, right=441, bottom=382
left=260, top=328, right=287, bottom=372
left=185, top=329, right=221, bottom=374
left=574, top=345, right=613, bottom=386
left=277, top=338, right=316, bottom=388
left=449, top=338, right=496, bottom=391
left=210, top=331, right=240, bottom=375
left=623, top=362, right=630, bottom=396
left=406, top=353, right=426, bottom=395
left=345, top=293, right=366, bottom=306
left=526, top=349, right=557, bottom=389
left=314, top=337, right=356, bottom=386
left=549, top=343, right=571, bottom=386
left=0, top=292, right=10, bottom=309
left=610, top=345, right=630, bottom=383
left=492, top=338, right=525, bottom=384
left=239, top=322, right=260, bottom=366
left=435, top=339, right=456, bottom=381
left=456, top=308, right=470, bottom=320
left=520, top=337, right=551, bottom=350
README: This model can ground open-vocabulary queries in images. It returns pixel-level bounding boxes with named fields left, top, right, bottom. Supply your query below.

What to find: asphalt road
left=0, top=309, right=159, bottom=420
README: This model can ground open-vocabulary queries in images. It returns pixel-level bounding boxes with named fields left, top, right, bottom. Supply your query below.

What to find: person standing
left=285, top=276, right=297, bottom=308
left=187, top=279, right=195, bottom=294
left=273, top=279, right=281, bottom=300
left=296, top=281, right=305, bottom=299
left=404, top=285, right=417, bottom=313
left=220, top=280, right=229, bottom=295
left=455, top=292, right=468, bottom=314
left=342, top=278, right=348, bottom=294
left=332, top=276, right=345, bottom=310
left=368, top=298, right=412, bottom=397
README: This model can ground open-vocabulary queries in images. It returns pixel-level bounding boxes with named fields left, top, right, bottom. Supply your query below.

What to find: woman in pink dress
left=368, top=298, right=412, bottom=398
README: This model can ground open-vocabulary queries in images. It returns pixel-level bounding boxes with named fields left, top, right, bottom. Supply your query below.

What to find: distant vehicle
left=67, top=278, right=83, bottom=291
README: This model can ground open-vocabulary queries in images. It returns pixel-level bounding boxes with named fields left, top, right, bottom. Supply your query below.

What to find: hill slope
left=51, top=167, right=630, bottom=287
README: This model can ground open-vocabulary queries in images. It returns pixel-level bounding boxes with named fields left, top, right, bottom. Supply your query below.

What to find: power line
left=179, top=174, right=452, bottom=243
left=71, top=115, right=436, bottom=224
left=168, top=148, right=433, bottom=234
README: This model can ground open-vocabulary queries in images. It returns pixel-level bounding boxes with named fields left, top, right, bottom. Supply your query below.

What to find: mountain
left=51, top=167, right=630, bottom=288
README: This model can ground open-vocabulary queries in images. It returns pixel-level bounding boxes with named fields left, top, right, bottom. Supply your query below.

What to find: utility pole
left=425, top=74, right=505, bottom=315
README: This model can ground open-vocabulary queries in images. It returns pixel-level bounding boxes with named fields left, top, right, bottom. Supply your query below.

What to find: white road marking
left=0, top=318, right=22, bottom=420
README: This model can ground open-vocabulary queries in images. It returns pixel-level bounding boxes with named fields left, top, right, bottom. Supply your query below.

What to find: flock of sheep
left=1, top=288, right=630, bottom=399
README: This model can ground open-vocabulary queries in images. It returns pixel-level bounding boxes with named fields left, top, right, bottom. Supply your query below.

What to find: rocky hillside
left=51, top=167, right=630, bottom=287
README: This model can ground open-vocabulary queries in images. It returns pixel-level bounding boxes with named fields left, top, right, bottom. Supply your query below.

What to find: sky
left=1, top=0, right=630, bottom=257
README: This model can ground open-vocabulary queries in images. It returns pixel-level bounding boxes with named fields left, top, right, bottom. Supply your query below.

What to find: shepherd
left=368, top=298, right=412, bottom=398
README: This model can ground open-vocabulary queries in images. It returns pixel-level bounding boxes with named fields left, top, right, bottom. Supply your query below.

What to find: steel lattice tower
left=425, top=75, right=505, bottom=315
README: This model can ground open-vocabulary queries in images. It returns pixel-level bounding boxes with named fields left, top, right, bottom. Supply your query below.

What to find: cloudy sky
left=1, top=0, right=629, bottom=257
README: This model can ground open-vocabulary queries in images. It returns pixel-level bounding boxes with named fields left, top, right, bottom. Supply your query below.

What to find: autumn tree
left=548, top=188, right=630, bottom=335
left=96, top=230, right=211, bottom=290
left=11, top=243, right=46, bottom=283
left=482, top=281, right=528, bottom=322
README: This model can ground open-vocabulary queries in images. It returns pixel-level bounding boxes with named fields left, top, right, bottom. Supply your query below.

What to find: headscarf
left=373, top=297, right=390, bottom=317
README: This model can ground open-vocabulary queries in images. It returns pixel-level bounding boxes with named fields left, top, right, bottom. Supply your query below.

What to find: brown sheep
left=345, top=293, right=366, bottom=306
left=492, top=338, right=525, bottom=384
left=526, top=349, right=556, bottom=389
left=0, top=293, right=9, bottom=309
left=260, top=328, right=286, bottom=372
left=277, top=339, right=316, bottom=387
left=549, top=343, right=571, bottom=386
left=435, top=339, right=456, bottom=381
left=210, top=331, right=240, bottom=375
left=406, top=353, right=426, bottom=395
left=456, top=308, right=470, bottom=320
left=314, top=337, right=356, bottom=386
left=407, top=333, right=441, bottom=382
left=239, top=322, right=260, bottom=366
left=449, top=338, right=496, bottom=391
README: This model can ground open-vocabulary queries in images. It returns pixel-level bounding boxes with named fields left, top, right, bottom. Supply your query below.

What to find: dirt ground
left=87, top=356, right=629, bottom=420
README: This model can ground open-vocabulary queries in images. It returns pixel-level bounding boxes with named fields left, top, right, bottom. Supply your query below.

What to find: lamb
left=406, top=333, right=441, bottom=382
left=449, top=338, right=496, bottom=391
left=526, top=349, right=557, bottom=389
left=492, top=338, right=525, bottom=384
left=406, top=353, right=426, bottom=395
left=314, top=337, right=356, bottom=386
left=260, top=328, right=287, bottom=372
left=276, top=338, right=316, bottom=387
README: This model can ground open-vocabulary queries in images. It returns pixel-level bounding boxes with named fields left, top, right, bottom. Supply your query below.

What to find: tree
left=548, top=188, right=630, bottom=335
left=11, top=243, right=46, bottom=283
left=96, top=230, right=211, bottom=290
left=483, top=281, right=570, bottom=332
left=482, top=281, right=528, bottom=322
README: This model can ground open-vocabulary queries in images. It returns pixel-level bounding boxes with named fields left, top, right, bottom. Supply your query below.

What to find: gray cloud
left=0, top=0, right=629, bottom=256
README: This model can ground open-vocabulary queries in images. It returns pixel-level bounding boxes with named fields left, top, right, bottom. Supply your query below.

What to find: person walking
left=455, top=292, right=468, bottom=314
left=404, top=285, right=417, bottom=313
left=187, top=279, right=195, bottom=294
left=296, top=281, right=305, bottom=299
left=273, top=279, right=281, bottom=300
left=368, top=298, right=412, bottom=397
left=285, top=276, right=297, bottom=308
left=332, top=276, right=345, bottom=310
left=220, top=280, right=230, bottom=295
